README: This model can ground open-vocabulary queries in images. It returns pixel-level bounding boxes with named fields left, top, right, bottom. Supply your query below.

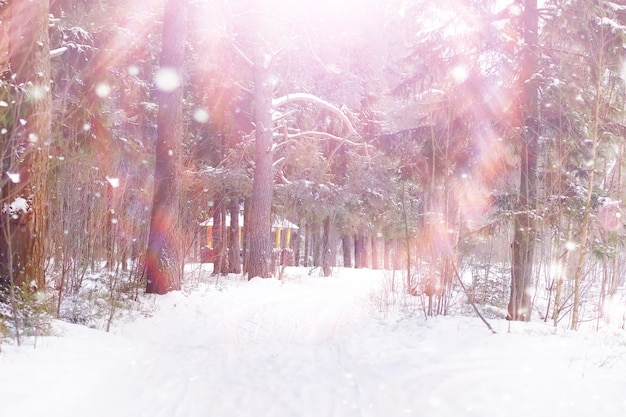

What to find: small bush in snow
left=0, top=285, right=52, bottom=342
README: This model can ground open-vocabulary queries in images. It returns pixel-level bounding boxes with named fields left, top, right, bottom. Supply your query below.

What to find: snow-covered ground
left=2, top=266, right=626, bottom=417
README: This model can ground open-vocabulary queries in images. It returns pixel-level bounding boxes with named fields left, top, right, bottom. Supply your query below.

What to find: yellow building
left=200, top=214, right=299, bottom=264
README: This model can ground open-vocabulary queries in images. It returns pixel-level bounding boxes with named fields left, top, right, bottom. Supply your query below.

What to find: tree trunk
left=342, top=235, right=352, bottom=268
left=212, top=199, right=228, bottom=275
left=354, top=234, right=362, bottom=269
left=145, top=0, right=186, bottom=294
left=312, top=222, right=322, bottom=267
left=303, top=221, right=310, bottom=267
left=553, top=220, right=572, bottom=326
left=393, top=238, right=402, bottom=271
left=509, top=123, right=538, bottom=321
left=293, top=227, right=301, bottom=266
left=508, top=0, right=538, bottom=321
left=383, top=239, right=392, bottom=270
left=246, top=47, right=274, bottom=279
left=228, top=198, right=241, bottom=274
left=242, top=197, right=250, bottom=273
left=321, top=216, right=332, bottom=277
left=1, top=0, right=51, bottom=290
left=105, top=183, right=116, bottom=271
left=371, top=235, right=379, bottom=270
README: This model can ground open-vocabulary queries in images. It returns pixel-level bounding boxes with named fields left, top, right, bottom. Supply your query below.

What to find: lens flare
left=154, top=68, right=181, bottom=92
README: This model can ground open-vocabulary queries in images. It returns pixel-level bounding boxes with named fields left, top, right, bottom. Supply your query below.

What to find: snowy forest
left=3, top=0, right=626, bottom=341
left=5, top=1, right=626, bottom=416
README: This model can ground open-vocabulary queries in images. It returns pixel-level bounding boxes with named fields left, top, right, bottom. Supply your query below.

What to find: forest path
left=2, top=268, right=626, bottom=417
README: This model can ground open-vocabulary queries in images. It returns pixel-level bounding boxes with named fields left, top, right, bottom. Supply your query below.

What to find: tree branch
left=232, top=42, right=253, bottom=67
left=276, top=130, right=366, bottom=146
left=50, top=47, right=67, bottom=58
left=451, top=262, right=497, bottom=334
left=272, top=93, right=358, bottom=137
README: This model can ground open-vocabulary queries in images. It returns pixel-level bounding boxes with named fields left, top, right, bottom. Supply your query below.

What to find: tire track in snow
left=109, top=275, right=376, bottom=417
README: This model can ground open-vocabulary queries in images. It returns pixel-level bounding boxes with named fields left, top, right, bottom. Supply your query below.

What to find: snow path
left=2, top=268, right=626, bottom=417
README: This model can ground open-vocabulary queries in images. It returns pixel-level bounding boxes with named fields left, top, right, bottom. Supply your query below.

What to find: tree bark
left=293, top=227, right=301, bottom=266
left=508, top=0, right=538, bottom=321
left=371, top=235, right=379, bottom=270
left=212, top=199, right=228, bottom=275
left=242, top=197, right=250, bottom=272
left=312, top=224, right=321, bottom=266
left=321, top=216, right=332, bottom=276
left=303, top=221, right=310, bottom=267
left=342, top=235, right=352, bottom=268
left=145, top=0, right=186, bottom=294
left=246, top=47, right=274, bottom=279
left=383, top=239, right=392, bottom=270
left=393, top=238, right=402, bottom=271
left=228, top=198, right=241, bottom=274
left=354, top=235, right=362, bottom=269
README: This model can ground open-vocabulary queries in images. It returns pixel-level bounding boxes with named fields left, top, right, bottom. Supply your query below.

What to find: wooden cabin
left=199, top=214, right=299, bottom=265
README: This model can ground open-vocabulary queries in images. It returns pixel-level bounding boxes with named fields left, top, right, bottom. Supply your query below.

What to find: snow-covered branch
left=50, top=47, right=68, bottom=58
left=272, top=93, right=358, bottom=137
left=274, top=131, right=366, bottom=147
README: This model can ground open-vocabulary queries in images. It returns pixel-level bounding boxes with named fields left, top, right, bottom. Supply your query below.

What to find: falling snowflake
left=95, top=82, right=111, bottom=98
left=106, top=176, right=120, bottom=188
left=193, top=108, right=209, bottom=123
left=154, top=68, right=180, bottom=92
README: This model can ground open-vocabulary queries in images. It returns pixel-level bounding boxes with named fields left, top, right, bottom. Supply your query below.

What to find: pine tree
left=246, top=45, right=275, bottom=279
left=146, top=0, right=187, bottom=294
left=508, top=0, right=539, bottom=321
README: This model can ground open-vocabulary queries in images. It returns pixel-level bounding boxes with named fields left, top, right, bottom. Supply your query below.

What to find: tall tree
left=508, top=0, right=539, bottom=321
left=1, top=0, right=51, bottom=290
left=246, top=44, right=275, bottom=279
left=562, top=1, right=626, bottom=329
left=146, top=0, right=187, bottom=294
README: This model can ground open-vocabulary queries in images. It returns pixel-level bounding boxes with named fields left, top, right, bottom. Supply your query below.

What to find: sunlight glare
left=155, top=68, right=181, bottom=92
left=193, top=108, right=210, bottom=123
left=451, top=65, right=469, bottom=83
left=548, top=262, right=564, bottom=281
left=95, top=82, right=112, bottom=98
left=428, top=396, right=442, bottom=408
left=128, top=65, right=140, bottom=76
left=565, top=241, right=577, bottom=251
left=29, top=84, right=48, bottom=101
left=603, top=297, right=626, bottom=325
left=509, top=3, right=522, bottom=16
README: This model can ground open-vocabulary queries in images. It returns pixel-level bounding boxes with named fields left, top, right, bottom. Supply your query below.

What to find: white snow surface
left=2, top=266, right=626, bottom=417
